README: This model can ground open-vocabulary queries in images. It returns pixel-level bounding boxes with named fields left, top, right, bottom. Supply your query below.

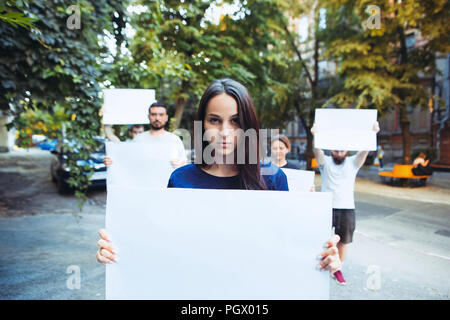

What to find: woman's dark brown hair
left=195, top=78, right=267, bottom=190
left=417, top=152, right=427, bottom=160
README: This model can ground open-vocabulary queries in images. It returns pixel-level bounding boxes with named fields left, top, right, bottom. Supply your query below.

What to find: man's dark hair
left=149, top=101, right=168, bottom=113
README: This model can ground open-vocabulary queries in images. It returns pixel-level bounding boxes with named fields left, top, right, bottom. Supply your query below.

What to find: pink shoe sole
left=332, top=270, right=347, bottom=286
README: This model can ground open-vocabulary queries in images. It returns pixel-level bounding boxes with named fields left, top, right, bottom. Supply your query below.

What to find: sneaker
left=332, top=270, right=346, bottom=285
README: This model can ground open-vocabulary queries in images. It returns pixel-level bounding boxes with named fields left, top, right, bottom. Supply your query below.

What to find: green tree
left=229, top=0, right=341, bottom=169
left=130, top=0, right=257, bottom=130
left=0, top=0, right=126, bottom=205
left=16, top=103, right=68, bottom=148
left=279, top=0, right=340, bottom=169
left=321, top=0, right=450, bottom=163
left=0, top=1, right=37, bottom=29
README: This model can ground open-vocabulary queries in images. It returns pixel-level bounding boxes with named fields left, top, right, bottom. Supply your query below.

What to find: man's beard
left=332, top=156, right=346, bottom=165
left=150, top=122, right=165, bottom=130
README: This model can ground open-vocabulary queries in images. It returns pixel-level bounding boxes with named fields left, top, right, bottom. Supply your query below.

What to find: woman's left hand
left=317, top=234, right=341, bottom=274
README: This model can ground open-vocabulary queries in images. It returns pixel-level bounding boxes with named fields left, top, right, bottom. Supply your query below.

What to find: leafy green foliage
left=0, top=0, right=127, bottom=206
left=0, top=1, right=37, bottom=29
left=15, top=103, right=68, bottom=148
left=131, top=0, right=261, bottom=129
left=3, top=0, right=448, bottom=200
left=321, top=0, right=450, bottom=162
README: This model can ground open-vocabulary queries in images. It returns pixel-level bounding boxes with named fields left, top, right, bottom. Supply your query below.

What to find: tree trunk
left=396, top=25, right=411, bottom=164
left=172, top=80, right=189, bottom=130
left=305, top=129, right=314, bottom=170
left=300, top=114, right=314, bottom=170
left=399, top=107, right=411, bottom=164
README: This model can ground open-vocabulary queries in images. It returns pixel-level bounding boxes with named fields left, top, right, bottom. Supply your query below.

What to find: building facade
left=284, top=9, right=450, bottom=167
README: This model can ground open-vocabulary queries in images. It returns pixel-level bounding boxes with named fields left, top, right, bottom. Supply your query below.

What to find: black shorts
left=332, top=209, right=355, bottom=244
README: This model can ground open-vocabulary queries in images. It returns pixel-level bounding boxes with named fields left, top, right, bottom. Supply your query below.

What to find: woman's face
left=271, top=140, right=289, bottom=161
left=204, top=93, right=241, bottom=158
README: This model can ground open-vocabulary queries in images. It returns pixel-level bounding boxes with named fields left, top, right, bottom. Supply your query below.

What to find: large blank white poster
left=314, top=109, right=378, bottom=151
left=282, top=168, right=315, bottom=192
left=106, top=142, right=174, bottom=189
left=102, top=89, right=155, bottom=125
left=106, top=187, right=332, bottom=300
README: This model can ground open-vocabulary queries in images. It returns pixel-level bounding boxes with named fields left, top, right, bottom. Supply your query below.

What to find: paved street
left=0, top=149, right=449, bottom=299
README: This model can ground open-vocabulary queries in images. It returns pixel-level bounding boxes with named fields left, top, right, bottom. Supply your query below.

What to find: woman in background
left=271, top=135, right=301, bottom=170
left=412, top=152, right=433, bottom=176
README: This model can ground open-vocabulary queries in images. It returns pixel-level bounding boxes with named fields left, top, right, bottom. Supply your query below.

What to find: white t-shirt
left=133, top=130, right=187, bottom=161
left=319, top=155, right=362, bottom=209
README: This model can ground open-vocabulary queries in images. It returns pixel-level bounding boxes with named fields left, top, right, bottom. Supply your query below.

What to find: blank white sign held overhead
left=102, top=89, right=156, bottom=125
left=314, top=109, right=378, bottom=151
left=106, top=187, right=333, bottom=300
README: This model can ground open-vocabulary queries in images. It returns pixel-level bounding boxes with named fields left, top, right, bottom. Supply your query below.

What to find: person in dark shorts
left=311, top=122, right=380, bottom=285
left=332, top=208, right=355, bottom=244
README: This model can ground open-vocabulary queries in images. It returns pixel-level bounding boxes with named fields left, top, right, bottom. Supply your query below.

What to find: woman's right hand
left=96, top=229, right=117, bottom=265
left=103, top=157, right=113, bottom=167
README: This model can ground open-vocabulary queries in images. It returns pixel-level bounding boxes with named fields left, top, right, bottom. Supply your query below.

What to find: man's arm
left=354, top=151, right=369, bottom=168
left=355, top=121, right=380, bottom=168
left=103, top=125, right=120, bottom=142
left=170, top=136, right=188, bottom=169
left=313, top=148, right=325, bottom=167
left=311, top=124, right=325, bottom=166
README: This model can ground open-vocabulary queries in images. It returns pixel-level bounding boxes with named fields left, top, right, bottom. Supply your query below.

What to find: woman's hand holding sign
left=318, top=234, right=342, bottom=274
left=96, top=229, right=342, bottom=275
left=96, top=229, right=118, bottom=265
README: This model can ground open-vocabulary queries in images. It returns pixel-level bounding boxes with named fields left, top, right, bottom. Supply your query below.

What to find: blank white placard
left=102, top=89, right=155, bottom=125
left=105, top=142, right=174, bottom=190
left=105, top=187, right=333, bottom=300
left=314, top=109, right=378, bottom=151
left=282, top=168, right=315, bottom=192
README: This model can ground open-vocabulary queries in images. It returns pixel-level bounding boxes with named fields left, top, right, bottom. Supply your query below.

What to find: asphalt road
left=0, top=149, right=449, bottom=299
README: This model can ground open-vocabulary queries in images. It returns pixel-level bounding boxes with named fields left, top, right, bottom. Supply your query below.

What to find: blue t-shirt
left=167, top=163, right=289, bottom=191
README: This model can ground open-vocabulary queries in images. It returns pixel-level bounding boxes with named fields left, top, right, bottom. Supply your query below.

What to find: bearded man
left=311, top=121, right=380, bottom=285
left=104, top=102, right=187, bottom=169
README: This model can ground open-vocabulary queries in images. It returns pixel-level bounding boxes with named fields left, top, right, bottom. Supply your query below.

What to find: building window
left=319, top=8, right=326, bottom=30
left=406, top=33, right=415, bottom=50
left=298, top=16, right=308, bottom=42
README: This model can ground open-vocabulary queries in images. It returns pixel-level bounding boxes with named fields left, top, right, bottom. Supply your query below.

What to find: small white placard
left=102, top=89, right=156, bottom=125
left=314, top=109, right=378, bottom=151
left=282, top=168, right=315, bottom=192
left=105, top=142, right=174, bottom=190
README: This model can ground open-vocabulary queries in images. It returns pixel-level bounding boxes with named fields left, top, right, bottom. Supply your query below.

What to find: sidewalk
left=314, top=164, right=450, bottom=206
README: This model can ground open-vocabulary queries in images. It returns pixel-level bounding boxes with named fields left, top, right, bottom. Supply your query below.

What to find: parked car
left=50, top=138, right=106, bottom=194
left=37, top=139, right=58, bottom=151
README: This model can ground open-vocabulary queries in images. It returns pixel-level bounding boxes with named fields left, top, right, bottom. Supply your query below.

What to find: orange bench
left=379, top=164, right=430, bottom=185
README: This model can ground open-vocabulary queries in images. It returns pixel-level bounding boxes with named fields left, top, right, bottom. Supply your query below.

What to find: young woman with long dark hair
left=97, top=79, right=341, bottom=276
left=167, top=78, right=287, bottom=190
